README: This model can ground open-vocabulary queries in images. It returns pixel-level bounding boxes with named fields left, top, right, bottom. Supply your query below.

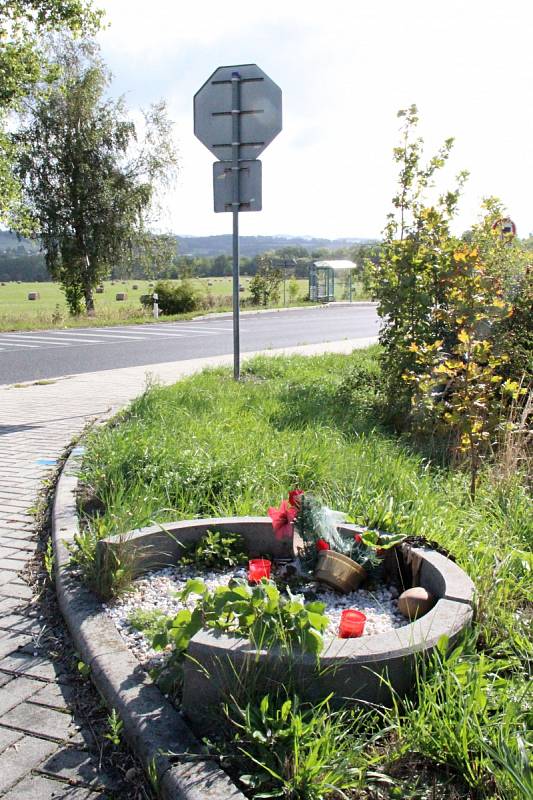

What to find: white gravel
left=103, top=563, right=407, bottom=669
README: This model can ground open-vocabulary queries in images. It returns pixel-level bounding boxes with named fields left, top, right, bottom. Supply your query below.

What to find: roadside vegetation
left=74, top=105, right=532, bottom=799
left=78, top=349, right=531, bottom=798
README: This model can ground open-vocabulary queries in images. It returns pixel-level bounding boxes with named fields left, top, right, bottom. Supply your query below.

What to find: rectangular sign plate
left=213, top=160, right=262, bottom=212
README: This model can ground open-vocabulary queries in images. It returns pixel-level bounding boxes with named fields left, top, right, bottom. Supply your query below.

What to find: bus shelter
left=309, top=260, right=357, bottom=302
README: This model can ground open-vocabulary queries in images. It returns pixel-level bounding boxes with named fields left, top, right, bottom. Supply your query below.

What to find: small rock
left=398, top=587, right=435, bottom=619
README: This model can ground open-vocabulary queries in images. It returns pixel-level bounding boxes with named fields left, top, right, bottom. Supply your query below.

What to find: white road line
left=48, top=330, right=146, bottom=341
left=0, top=333, right=102, bottom=344
left=106, top=329, right=189, bottom=338
left=0, top=341, right=41, bottom=349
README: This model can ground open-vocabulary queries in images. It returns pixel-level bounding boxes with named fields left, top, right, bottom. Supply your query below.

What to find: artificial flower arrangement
left=268, top=490, right=405, bottom=594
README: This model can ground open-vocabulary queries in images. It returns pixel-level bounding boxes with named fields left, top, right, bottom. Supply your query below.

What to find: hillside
left=176, top=234, right=375, bottom=257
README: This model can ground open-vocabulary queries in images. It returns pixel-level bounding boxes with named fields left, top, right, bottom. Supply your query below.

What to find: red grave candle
left=248, top=559, right=271, bottom=583
left=338, top=609, right=366, bottom=638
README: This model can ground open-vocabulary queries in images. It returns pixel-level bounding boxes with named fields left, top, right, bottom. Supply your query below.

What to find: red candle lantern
left=338, top=609, right=366, bottom=638
left=248, top=559, right=271, bottom=583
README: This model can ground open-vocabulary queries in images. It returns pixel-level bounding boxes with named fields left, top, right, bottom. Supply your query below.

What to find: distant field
left=0, top=277, right=307, bottom=332
left=0, top=276, right=366, bottom=332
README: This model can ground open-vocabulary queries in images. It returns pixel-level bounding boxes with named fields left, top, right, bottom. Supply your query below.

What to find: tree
left=371, top=105, right=468, bottom=425
left=0, top=1, right=102, bottom=224
left=249, top=256, right=282, bottom=306
left=14, top=38, right=178, bottom=314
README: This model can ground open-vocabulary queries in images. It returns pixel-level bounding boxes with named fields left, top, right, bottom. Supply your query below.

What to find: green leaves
left=151, top=577, right=328, bottom=664
left=178, top=529, right=248, bottom=570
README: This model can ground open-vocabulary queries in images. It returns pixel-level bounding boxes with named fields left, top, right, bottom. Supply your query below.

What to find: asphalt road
left=0, top=304, right=379, bottom=385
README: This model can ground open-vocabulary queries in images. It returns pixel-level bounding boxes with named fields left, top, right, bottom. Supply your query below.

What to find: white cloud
left=98, top=0, right=533, bottom=238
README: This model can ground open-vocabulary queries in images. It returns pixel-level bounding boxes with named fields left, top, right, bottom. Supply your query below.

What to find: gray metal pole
left=231, top=71, right=241, bottom=381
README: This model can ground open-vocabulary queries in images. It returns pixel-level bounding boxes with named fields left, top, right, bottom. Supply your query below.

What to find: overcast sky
left=97, top=0, right=533, bottom=240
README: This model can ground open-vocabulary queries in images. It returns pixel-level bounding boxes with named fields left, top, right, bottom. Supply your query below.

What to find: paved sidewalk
left=0, top=337, right=374, bottom=797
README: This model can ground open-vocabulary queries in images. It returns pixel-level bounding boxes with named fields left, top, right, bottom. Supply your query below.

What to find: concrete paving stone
left=0, top=538, right=38, bottom=552
left=0, top=547, right=17, bottom=559
left=1, top=516, right=34, bottom=525
left=0, top=726, right=23, bottom=754
left=0, top=530, right=36, bottom=540
left=0, top=652, right=66, bottom=682
left=37, top=747, right=122, bottom=791
left=0, top=701, right=78, bottom=742
left=0, top=676, right=42, bottom=714
left=0, top=570, right=20, bottom=586
left=0, top=734, right=58, bottom=792
left=0, top=614, right=45, bottom=636
left=0, top=596, right=31, bottom=614
left=7, top=576, right=35, bottom=590
left=27, top=682, right=77, bottom=711
left=0, top=558, right=29, bottom=571
left=1, top=773, right=102, bottom=799
left=0, top=584, right=33, bottom=600
left=0, top=632, right=34, bottom=659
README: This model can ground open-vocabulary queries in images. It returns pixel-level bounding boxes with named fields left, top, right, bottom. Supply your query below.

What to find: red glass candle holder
left=248, top=559, right=271, bottom=583
left=338, top=609, right=366, bottom=638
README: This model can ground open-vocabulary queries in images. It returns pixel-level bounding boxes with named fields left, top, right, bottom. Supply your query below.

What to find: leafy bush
left=249, top=257, right=282, bottom=306
left=498, top=267, right=533, bottom=384
left=141, top=280, right=198, bottom=314
left=178, top=529, right=248, bottom=570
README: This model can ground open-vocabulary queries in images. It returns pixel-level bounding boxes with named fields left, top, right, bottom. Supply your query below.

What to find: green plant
left=387, top=634, right=532, bottom=793
left=146, top=280, right=198, bottom=315
left=287, top=277, right=300, bottom=304
left=371, top=104, right=468, bottom=425
left=179, top=529, right=248, bottom=570
left=404, top=244, right=525, bottom=498
left=69, top=516, right=134, bottom=599
left=152, top=577, right=328, bottom=661
left=128, top=608, right=168, bottom=641
left=104, top=708, right=123, bottom=747
left=77, top=659, right=91, bottom=680
left=44, top=538, right=54, bottom=583
left=249, top=257, right=283, bottom=306
left=221, top=692, right=371, bottom=799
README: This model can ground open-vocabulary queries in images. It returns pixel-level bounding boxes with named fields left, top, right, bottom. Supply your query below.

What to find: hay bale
left=132, top=284, right=138, bottom=290
left=115, top=292, right=127, bottom=301
left=95, top=286, right=104, bottom=294
left=28, top=292, right=40, bottom=300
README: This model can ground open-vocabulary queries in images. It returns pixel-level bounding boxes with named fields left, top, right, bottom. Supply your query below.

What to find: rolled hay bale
left=115, top=292, right=127, bottom=301
left=28, top=292, right=40, bottom=300
left=132, top=284, right=138, bottom=290
left=95, top=286, right=104, bottom=294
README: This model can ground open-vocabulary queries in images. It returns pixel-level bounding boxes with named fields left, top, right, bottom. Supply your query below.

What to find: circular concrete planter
left=96, top=517, right=475, bottom=734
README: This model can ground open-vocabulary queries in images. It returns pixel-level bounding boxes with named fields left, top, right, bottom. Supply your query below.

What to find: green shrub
left=178, top=529, right=248, bottom=569
left=144, top=280, right=198, bottom=314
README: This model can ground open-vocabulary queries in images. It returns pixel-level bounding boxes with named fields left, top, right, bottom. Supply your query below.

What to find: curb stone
left=52, top=447, right=245, bottom=800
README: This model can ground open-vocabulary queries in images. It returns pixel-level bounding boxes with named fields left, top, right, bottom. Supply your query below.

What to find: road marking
left=0, top=333, right=101, bottom=344
left=0, top=341, right=41, bottom=349
left=48, top=330, right=146, bottom=341
left=107, top=329, right=189, bottom=338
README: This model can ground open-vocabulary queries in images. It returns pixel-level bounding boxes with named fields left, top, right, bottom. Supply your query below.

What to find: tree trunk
left=82, top=252, right=95, bottom=314
left=83, top=280, right=95, bottom=313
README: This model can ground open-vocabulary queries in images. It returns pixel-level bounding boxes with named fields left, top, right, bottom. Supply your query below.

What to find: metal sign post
left=194, top=63, right=282, bottom=380
left=231, top=71, right=241, bottom=380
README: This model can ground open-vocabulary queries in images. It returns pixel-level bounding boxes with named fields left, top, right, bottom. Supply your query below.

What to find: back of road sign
left=194, top=64, right=282, bottom=162
left=213, top=160, right=262, bottom=212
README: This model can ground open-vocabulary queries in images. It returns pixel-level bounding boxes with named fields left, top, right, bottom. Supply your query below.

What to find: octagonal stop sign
left=194, top=63, right=282, bottom=162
